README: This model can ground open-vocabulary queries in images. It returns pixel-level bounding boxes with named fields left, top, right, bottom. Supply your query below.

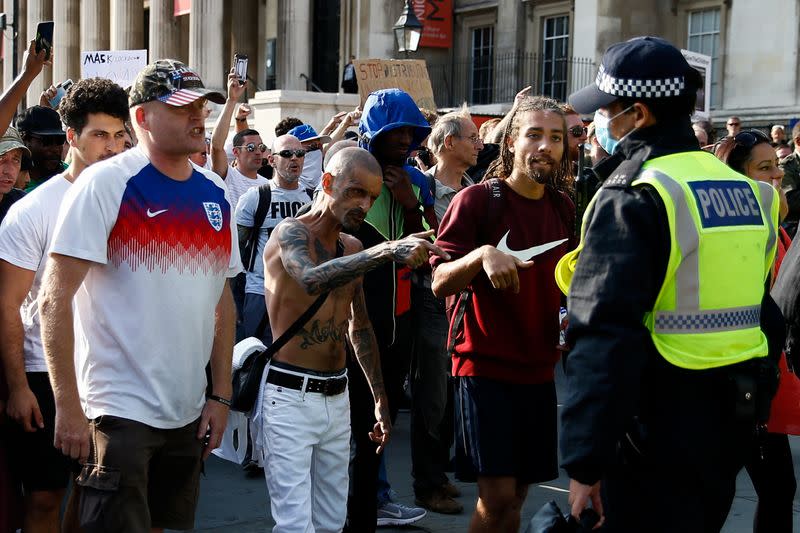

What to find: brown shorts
left=76, top=415, right=203, bottom=532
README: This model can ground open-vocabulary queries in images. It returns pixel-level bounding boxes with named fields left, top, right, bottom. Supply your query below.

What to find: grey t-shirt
left=235, top=181, right=312, bottom=295
left=426, top=165, right=475, bottom=222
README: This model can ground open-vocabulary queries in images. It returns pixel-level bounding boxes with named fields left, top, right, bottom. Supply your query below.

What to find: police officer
left=556, top=37, right=783, bottom=532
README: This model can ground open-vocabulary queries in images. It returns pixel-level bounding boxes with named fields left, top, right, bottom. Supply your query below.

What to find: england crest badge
left=203, top=202, right=223, bottom=231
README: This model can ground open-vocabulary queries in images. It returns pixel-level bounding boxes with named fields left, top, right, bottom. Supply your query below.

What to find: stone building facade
left=1, top=0, right=797, bottom=131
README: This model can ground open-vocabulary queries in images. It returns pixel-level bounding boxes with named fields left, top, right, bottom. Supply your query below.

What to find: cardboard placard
left=81, top=49, right=148, bottom=89
left=681, top=49, right=711, bottom=121
left=353, top=59, right=436, bottom=110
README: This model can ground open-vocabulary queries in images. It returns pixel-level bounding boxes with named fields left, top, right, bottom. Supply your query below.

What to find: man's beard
left=523, top=156, right=556, bottom=185
left=342, top=208, right=366, bottom=233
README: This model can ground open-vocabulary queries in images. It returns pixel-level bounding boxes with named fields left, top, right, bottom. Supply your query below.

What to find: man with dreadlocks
left=430, top=95, right=575, bottom=532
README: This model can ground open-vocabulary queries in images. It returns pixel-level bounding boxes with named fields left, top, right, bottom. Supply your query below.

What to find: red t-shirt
left=432, top=180, right=574, bottom=384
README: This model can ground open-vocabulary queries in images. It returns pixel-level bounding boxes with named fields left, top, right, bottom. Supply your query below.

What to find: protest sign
left=81, top=49, right=148, bottom=89
left=681, top=49, right=711, bottom=121
left=353, top=59, right=436, bottom=110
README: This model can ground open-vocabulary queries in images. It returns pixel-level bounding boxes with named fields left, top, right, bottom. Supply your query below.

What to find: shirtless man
left=258, top=146, right=448, bottom=533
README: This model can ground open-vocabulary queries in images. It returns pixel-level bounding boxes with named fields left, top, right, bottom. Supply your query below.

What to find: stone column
left=231, top=0, right=259, bottom=97
left=110, top=0, right=144, bottom=51
left=149, top=0, right=181, bottom=61
left=81, top=0, right=111, bottom=53
left=277, top=0, right=312, bottom=91
left=53, top=0, right=81, bottom=83
left=26, top=0, right=51, bottom=106
left=189, top=0, right=225, bottom=90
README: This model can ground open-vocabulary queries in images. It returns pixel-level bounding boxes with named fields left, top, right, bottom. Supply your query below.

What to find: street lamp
left=393, top=0, right=423, bottom=56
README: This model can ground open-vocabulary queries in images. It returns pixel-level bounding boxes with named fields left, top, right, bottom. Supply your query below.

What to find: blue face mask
left=593, top=106, right=634, bottom=155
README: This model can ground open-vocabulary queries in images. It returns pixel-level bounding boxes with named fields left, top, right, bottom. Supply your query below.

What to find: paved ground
left=183, top=414, right=800, bottom=532
left=182, top=363, right=800, bottom=532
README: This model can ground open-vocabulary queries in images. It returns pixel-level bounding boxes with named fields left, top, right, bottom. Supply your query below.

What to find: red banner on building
left=174, top=0, right=191, bottom=16
left=413, top=0, right=453, bottom=48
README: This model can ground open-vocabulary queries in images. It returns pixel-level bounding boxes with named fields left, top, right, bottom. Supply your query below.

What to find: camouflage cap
left=0, top=127, right=31, bottom=158
left=128, top=59, right=226, bottom=108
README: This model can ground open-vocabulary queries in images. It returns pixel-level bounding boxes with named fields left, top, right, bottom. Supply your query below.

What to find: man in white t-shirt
left=38, top=59, right=239, bottom=533
left=235, top=134, right=311, bottom=343
left=0, top=77, right=129, bottom=533
left=211, top=70, right=269, bottom=210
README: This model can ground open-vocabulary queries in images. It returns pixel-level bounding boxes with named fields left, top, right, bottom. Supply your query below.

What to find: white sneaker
left=376, top=501, right=427, bottom=527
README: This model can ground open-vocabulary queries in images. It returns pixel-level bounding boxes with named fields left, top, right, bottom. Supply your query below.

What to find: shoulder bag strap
left=246, top=184, right=272, bottom=271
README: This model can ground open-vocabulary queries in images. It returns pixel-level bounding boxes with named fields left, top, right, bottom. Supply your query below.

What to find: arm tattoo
left=349, top=282, right=385, bottom=397
left=298, top=317, right=348, bottom=349
left=277, top=218, right=393, bottom=295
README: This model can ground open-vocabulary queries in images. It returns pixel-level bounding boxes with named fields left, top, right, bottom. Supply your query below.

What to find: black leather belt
left=266, top=369, right=347, bottom=396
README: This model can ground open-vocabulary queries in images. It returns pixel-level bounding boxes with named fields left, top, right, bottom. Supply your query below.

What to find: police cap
left=569, top=36, right=697, bottom=115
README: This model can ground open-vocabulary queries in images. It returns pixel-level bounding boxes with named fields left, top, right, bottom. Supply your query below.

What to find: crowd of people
left=0, top=33, right=798, bottom=533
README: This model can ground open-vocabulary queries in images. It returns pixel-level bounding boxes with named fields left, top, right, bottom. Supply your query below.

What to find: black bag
left=230, top=239, right=343, bottom=412
left=524, top=500, right=600, bottom=533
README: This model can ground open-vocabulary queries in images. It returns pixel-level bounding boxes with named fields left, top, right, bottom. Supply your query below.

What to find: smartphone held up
left=35, top=21, right=54, bottom=61
left=233, top=54, right=248, bottom=86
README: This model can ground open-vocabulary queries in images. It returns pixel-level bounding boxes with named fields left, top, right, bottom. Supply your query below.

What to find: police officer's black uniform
left=558, top=37, right=784, bottom=533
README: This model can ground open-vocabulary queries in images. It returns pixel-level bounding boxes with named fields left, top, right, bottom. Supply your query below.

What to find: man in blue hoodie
left=346, top=89, right=434, bottom=530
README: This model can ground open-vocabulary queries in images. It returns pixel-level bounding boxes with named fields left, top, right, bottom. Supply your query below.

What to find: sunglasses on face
left=727, top=122, right=740, bottom=127
left=275, top=149, right=306, bottom=158
left=236, top=142, right=268, bottom=153
left=28, top=134, right=65, bottom=146
left=569, top=126, right=588, bottom=138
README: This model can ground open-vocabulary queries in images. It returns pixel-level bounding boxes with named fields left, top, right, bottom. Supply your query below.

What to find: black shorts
left=9, top=372, right=73, bottom=492
left=454, top=376, right=558, bottom=484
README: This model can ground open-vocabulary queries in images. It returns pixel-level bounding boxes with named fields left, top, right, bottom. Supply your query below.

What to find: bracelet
left=235, top=117, right=247, bottom=122
left=208, top=394, right=231, bottom=407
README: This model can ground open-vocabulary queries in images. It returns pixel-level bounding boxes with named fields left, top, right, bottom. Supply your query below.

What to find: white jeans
left=261, top=371, right=351, bottom=533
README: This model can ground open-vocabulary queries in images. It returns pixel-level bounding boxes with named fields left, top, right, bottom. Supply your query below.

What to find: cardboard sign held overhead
left=81, top=49, right=148, bottom=89
left=353, top=59, right=436, bottom=110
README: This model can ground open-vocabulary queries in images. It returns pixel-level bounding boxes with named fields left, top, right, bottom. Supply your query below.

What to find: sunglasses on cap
left=275, top=149, right=306, bottom=158
left=568, top=125, right=588, bottom=138
left=733, top=129, right=770, bottom=147
left=235, top=142, right=268, bottom=153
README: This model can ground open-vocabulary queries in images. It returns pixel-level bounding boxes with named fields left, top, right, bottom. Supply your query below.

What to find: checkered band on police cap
left=595, top=64, right=685, bottom=99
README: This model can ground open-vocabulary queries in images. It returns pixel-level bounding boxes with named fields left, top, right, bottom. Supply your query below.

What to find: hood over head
left=358, top=89, right=431, bottom=156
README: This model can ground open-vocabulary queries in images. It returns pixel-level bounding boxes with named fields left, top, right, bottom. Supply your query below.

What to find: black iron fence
left=427, top=51, right=597, bottom=108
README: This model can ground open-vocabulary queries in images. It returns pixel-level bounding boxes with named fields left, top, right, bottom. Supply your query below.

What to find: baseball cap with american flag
left=128, top=59, right=226, bottom=108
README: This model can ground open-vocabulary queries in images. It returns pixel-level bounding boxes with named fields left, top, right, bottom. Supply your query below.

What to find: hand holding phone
left=35, top=21, right=54, bottom=61
left=49, top=79, right=73, bottom=109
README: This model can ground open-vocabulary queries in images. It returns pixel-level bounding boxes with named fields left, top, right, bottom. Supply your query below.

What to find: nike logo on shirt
left=496, top=231, right=568, bottom=261
left=146, top=208, right=169, bottom=218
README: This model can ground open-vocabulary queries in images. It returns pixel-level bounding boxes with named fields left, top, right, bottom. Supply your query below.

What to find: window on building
left=687, top=8, right=720, bottom=107
left=541, top=15, right=569, bottom=102
left=471, top=26, right=494, bottom=105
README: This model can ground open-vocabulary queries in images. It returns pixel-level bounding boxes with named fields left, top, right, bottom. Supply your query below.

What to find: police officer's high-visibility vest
left=556, top=150, right=779, bottom=370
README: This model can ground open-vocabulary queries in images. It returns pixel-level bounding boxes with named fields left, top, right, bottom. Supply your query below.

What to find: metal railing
left=427, top=51, right=597, bottom=108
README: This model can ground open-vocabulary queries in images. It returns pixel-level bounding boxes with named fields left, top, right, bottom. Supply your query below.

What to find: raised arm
left=39, top=253, right=93, bottom=462
left=211, top=70, right=247, bottom=179
left=274, top=219, right=447, bottom=295
left=487, top=85, right=531, bottom=144
left=0, top=40, right=51, bottom=133
left=348, top=279, right=391, bottom=452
